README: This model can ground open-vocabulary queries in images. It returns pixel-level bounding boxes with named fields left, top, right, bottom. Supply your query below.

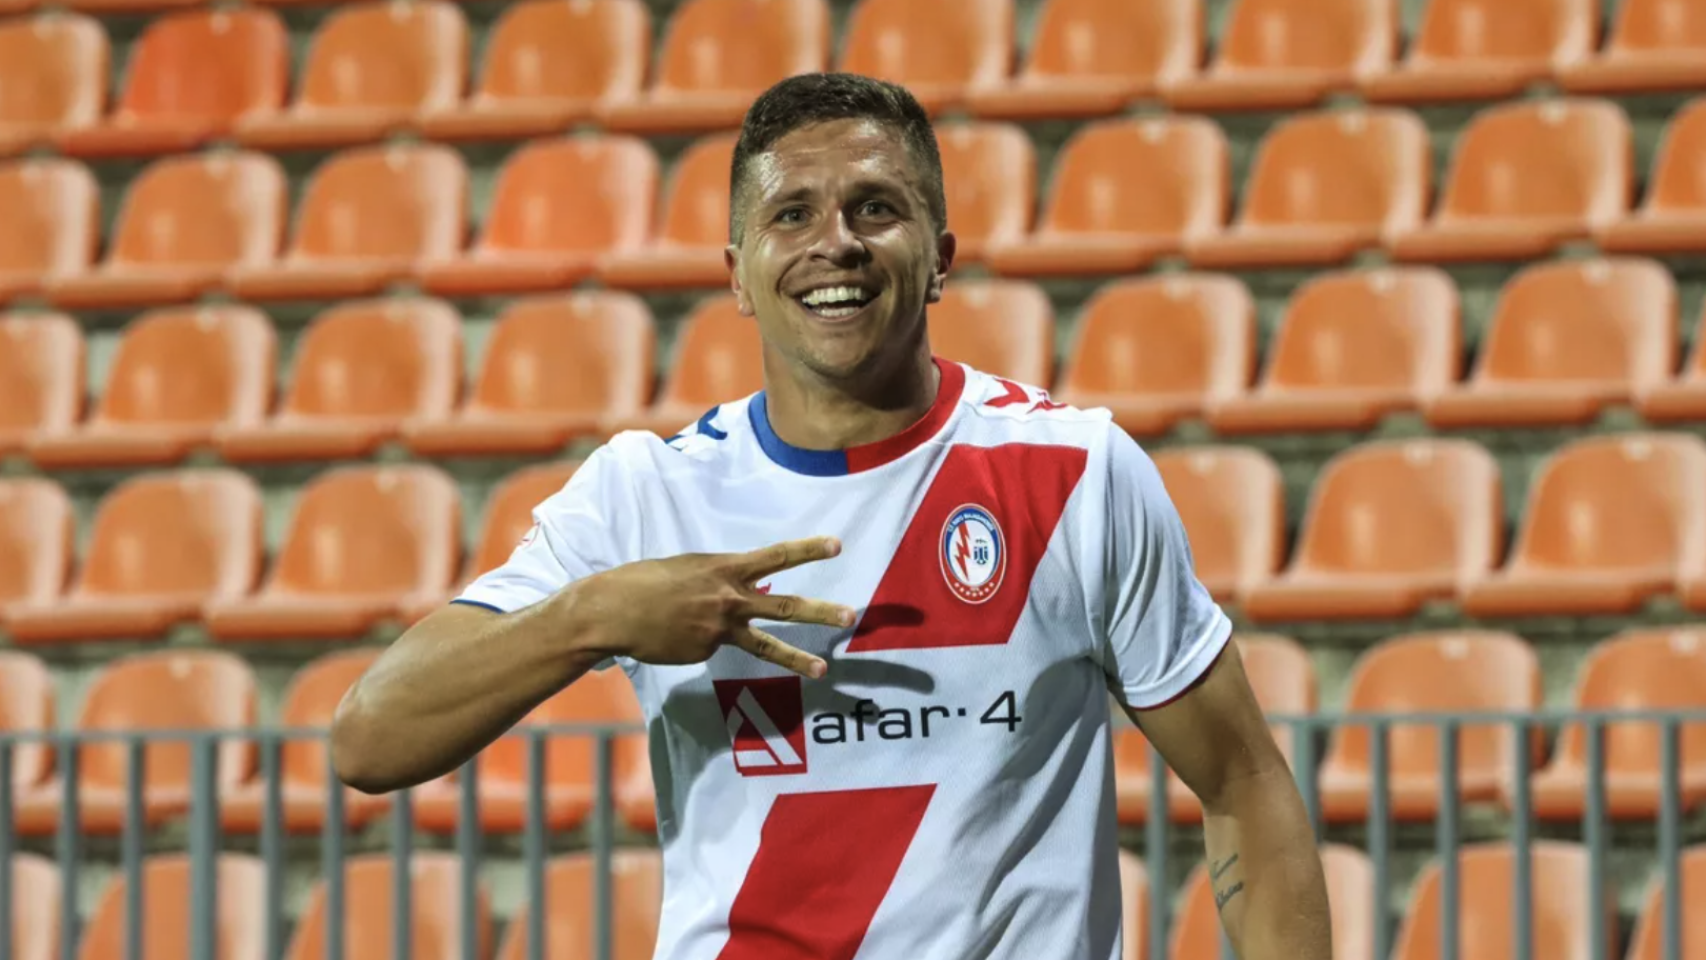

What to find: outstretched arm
left=1125, top=644, right=1332, bottom=960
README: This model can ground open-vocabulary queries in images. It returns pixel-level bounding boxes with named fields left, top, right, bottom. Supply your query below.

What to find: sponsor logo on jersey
left=715, top=677, right=808, bottom=776
left=940, top=504, right=1005, bottom=604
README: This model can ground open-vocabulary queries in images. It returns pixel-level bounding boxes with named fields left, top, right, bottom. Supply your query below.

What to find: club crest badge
left=940, top=504, right=1006, bottom=604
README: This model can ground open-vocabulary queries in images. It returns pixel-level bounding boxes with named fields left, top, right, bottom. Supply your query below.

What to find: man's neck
left=760, top=348, right=941, bottom=452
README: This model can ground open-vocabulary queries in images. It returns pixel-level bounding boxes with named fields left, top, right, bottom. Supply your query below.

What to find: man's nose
left=807, top=211, right=867, bottom=264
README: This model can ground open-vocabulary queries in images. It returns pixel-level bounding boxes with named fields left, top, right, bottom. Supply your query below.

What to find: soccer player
left=331, top=73, right=1333, bottom=960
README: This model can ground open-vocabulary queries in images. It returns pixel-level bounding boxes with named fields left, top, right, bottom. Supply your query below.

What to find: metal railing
left=1, top=709, right=1701, bottom=960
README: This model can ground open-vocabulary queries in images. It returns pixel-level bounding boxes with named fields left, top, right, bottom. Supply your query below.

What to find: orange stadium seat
left=28, top=307, right=275, bottom=470
left=6, top=470, right=262, bottom=644
left=415, top=666, right=646, bottom=834
left=1317, top=631, right=1541, bottom=823
left=1207, top=266, right=1460, bottom=434
left=44, top=152, right=287, bottom=310
left=1052, top=274, right=1254, bottom=437
left=235, top=0, right=468, bottom=152
left=928, top=281, right=1053, bottom=386
left=1244, top=440, right=1502, bottom=623
left=0, top=313, right=83, bottom=456
left=1115, top=634, right=1316, bottom=824
left=403, top=293, right=654, bottom=457
left=1150, top=447, right=1283, bottom=604
left=226, top=144, right=467, bottom=303
left=56, top=9, right=288, bottom=159
left=1162, top=0, right=1397, bottom=113
left=935, top=122, right=1035, bottom=267
left=1524, top=627, right=1706, bottom=821
left=1462, top=434, right=1706, bottom=618
left=0, top=652, right=57, bottom=810
left=14, top=650, right=256, bottom=837
left=1598, top=98, right=1706, bottom=256
left=419, top=136, right=657, bottom=297
left=418, top=0, right=650, bottom=143
left=0, top=481, right=72, bottom=625
left=223, top=649, right=389, bottom=833
left=1187, top=109, right=1431, bottom=269
left=1391, top=842, right=1616, bottom=960
left=986, top=117, right=1227, bottom=278
left=1568, top=0, right=1706, bottom=95
left=838, top=0, right=1015, bottom=115
left=77, top=855, right=264, bottom=960
left=599, top=133, right=735, bottom=291
left=0, top=15, right=107, bottom=156
left=495, top=851, right=662, bottom=960
left=964, top=0, right=1199, bottom=121
left=599, top=0, right=828, bottom=135
left=609, top=294, right=763, bottom=437
left=1390, top=99, right=1632, bottom=263
left=204, top=465, right=461, bottom=642
left=12, top=853, right=59, bottom=960
left=1425, top=258, right=1675, bottom=429
left=1361, top=0, right=1598, bottom=105
left=1626, top=846, right=1706, bottom=960
left=217, top=298, right=463, bottom=464
left=1170, top=845, right=1373, bottom=960
left=285, top=853, right=492, bottom=960
left=0, top=160, right=99, bottom=303
left=1641, top=300, right=1706, bottom=423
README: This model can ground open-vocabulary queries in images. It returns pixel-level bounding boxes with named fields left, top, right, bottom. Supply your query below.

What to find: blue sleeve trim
left=449, top=598, right=508, bottom=615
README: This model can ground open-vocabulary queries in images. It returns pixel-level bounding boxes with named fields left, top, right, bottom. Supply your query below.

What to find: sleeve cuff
left=1118, top=609, right=1234, bottom=710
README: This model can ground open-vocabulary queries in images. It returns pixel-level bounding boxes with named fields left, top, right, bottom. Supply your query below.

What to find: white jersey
left=458, top=358, right=1232, bottom=960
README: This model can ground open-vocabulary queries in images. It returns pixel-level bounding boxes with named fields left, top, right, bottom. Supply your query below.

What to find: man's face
left=726, top=118, right=955, bottom=382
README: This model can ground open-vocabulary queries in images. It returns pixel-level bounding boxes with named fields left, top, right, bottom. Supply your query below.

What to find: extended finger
left=741, top=592, right=856, bottom=628
left=729, top=626, right=828, bottom=680
left=736, top=536, right=842, bottom=580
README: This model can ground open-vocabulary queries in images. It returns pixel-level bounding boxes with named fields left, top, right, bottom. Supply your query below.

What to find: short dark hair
left=728, top=72, right=947, bottom=244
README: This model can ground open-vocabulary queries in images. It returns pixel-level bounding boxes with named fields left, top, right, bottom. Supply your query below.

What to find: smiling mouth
left=795, top=284, right=876, bottom=321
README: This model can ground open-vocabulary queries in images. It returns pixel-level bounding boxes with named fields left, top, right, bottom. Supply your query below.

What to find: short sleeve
left=1097, top=427, right=1233, bottom=710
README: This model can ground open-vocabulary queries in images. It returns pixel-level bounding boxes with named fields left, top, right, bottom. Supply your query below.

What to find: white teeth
left=800, top=285, right=869, bottom=306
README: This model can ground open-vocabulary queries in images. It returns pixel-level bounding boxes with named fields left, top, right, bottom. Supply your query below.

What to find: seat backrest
left=105, top=152, right=286, bottom=271
left=76, top=469, right=262, bottom=601
left=1290, top=439, right=1501, bottom=583
left=13, top=853, right=59, bottom=960
left=1406, top=0, right=1596, bottom=65
left=1511, top=433, right=1706, bottom=574
left=475, top=0, right=649, bottom=103
left=1627, top=846, right=1706, bottom=960
left=1640, top=99, right=1706, bottom=216
left=283, top=298, right=462, bottom=420
left=294, top=0, right=467, bottom=113
left=476, top=137, right=656, bottom=257
left=1213, top=0, right=1395, bottom=74
left=1393, top=842, right=1611, bottom=960
left=936, top=122, right=1034, bottom=255
left=0, top=478, right=73, bottom=610
left=1238, top=108, right=1430, bottom=235
left=0, top=651, right=55, bottom=792
left=77, top=650, right=257, bottom=794
left=1261, top=266, right=1459, bottom=395
left=482, top=667, right=643, bottom=790
left=928, top=280, right=1053, bottom=386
left=1553, top=627, right=1706, bottom=781
left=496, top=851, right=662, bottom=960
left=0, top=14, right=107, bottom=129
left=656, top=295, right=765, bottom=410
left=1059, top=274, right=1253, bottom=401
left=1327, top=631, right=1540, bottom=782
left=0, top=159, right=99, bottom=280
left=269, top=465, right=460, bottom=600
left=651, top=133, right=735, bottom=247
left=650, top=0, right=828, bottom=96
left=1172, top=844, right=1374, bottom=960
left=472, top=462, right=582, bottom=578
left=840, top=0, right=1013, bottom=92
left=1436, top=99, right=1630, bottom=226
left=286, top=853, right=491, bottom=960
left=116, top=8, right=288, bottom=128
left=278, top=649, right=381, bottom=788
left=0, top=313, right=83, bottom=437
left=289, top=144, right=467, bottom=263
left=77, top=855, right=264, bottom=960
left=95, top=306, right=276, bottom=430
left=1473, top=257, right=1674, bottom=388
left=470, top=292, right=654, bottom=419
left=1021, top=0, right=1198, bottom=86
left=1037, top=116, right=1227, bottom=238
left=1606, top=0, right=1706, bottom=54
left=1150, top=446, right=1284, bottom=594
left=1239, top=633, right=1318, bottom=716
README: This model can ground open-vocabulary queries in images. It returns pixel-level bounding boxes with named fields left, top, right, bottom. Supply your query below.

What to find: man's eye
left=776, top=208, right=806, bottom=224
left=861, top=201, right=894, bottom=216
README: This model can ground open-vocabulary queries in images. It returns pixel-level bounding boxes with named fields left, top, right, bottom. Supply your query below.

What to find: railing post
left=57, top=730, right=79, bottom=960
left=124, top=737, right=146, bottom=960
left=261, top=731, right=283, bottom=960
left=1660, top=717, right=1681, bottom=960
left=525, top=730, right=548, bottom=960
left=393, top=784, right=414, bottom=960
left=0, top=739, right=13, bottom=960
left=323, top=747, right=346, bottom=960
left=1510, top=715, right=1532, bottom=960
left=1369, top=719, right=1390, bottom=960
left=459, top=755, right=482, bottom=960
left=1585, top=717, right=1607, bottom=960
left=1146, top=740, right=1168, bottom=960
left=593, top=733, right=616, bottom=960
left=1438, top=718, right=1459, bottom=960
left=188, top=735, right=220, bottom=960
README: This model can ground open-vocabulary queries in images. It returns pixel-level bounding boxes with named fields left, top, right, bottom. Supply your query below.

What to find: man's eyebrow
left=758, top=179, right=914, bottom=209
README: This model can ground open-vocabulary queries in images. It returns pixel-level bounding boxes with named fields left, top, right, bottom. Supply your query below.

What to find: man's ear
left=926, top=231, right=957, bottom=304
left=725, top=244, right=755, bottom=317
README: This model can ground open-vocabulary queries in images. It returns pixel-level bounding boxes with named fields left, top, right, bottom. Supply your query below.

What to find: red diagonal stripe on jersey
left=847, top=443, right=1088, bottom=651
left=716, top=784, right=936, bottom=960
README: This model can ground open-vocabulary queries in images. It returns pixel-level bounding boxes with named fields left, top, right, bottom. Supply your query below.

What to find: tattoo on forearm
left=1210, top=854, right=1245, bottom=913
